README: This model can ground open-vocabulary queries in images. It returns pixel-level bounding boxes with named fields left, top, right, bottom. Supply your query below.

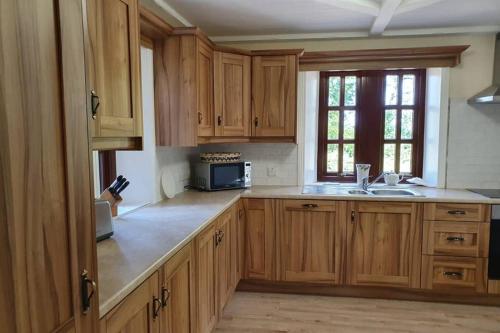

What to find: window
left=317, top=69, right=425, bottom=182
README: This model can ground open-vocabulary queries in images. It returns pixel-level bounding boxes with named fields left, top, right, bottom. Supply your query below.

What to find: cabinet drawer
left=422, top=256, right=487, bottom=293
left=282, top=200, right=336, bottom=212
left=424, top=203, right=489, bottom=222
left=423, top=221, right=489, bottom=257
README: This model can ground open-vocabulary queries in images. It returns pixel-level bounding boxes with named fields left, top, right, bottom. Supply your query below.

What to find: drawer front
left=422, top=255, right=487, bottom=293
left=424, top=203, right=489, bottom=222
left=282, top=200, right=337, bottom=212
left=423, top=221, right=489, bottom=257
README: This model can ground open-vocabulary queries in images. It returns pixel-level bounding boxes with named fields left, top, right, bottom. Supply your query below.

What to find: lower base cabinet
left=101, top=272, right=160, bottom=333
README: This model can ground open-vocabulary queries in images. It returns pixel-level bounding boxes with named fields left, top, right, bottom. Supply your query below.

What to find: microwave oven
left=192, top=161, right=251, bottom=191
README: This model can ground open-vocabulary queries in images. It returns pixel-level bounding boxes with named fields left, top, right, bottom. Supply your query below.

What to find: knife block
left=98, top=189, right=122, bottom=217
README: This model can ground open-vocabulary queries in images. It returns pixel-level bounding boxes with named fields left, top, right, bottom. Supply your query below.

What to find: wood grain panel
left=347, top=202, right=422, bottom=288
left=422, top=256, right=488, bottom=294
left=236, top=200, right=246, bottom=283
left=195, top=224, right=217, bottom=333
left=1, top=0, right=97, bottom=331
left=424, top=203, right=490, bottom=222
left=197, top=40, right=214, bottom=137
left=252, top=55, right=297, bottom=137
left=154, top=35, right=198, bottom=146
left=278, top=200, right=345, bottom=285
left=104, top=272, right=159, bottom=333
left=243, top=199, right=276, bottom=281
left=161, top=243, right=195, bottom=333
left=213, top=52, right=251, bottom=137
left=423, top=221, right=490, bottom=257
left=217, top=208, right=237, bottom=312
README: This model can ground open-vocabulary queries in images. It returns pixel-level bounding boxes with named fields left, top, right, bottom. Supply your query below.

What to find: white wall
left=115, top=47, right=198, bottom=211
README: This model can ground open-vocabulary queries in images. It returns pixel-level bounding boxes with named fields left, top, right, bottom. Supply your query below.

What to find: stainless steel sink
left=369, top=189, right=418, bottom=196
left=348, top=189, right=369, bottom=195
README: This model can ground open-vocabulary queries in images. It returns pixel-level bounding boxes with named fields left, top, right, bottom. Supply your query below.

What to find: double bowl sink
left=302, top=185, right=423, bottom=197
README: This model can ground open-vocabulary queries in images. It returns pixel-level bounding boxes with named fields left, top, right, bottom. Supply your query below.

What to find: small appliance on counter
left=95, top=175, right=130, bottom=241
left=192, top=152, right=251, bottom=191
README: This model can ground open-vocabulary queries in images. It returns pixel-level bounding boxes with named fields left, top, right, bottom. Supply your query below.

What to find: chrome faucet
left=361, top=172, right=387, bottom=191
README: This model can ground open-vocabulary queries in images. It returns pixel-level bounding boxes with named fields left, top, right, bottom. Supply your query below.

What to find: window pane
left=328, top=77, right=340, bottom=107
left=385, top=75, right=399, bottom=106
left=383, top=144, right=396, bottom=172
left=327, top=144, right=339, bottom=173
left=344, top=110, right=356, bottom=140
left=343, top=144, right=355, bottom=174
left=328, top=111, right=339, bottom=140
left=402, top=75, right=415, bottom=105
left=344, top=76, right=357, bottom=106
left=401, top=109, right=414, bottom=140
left=400, top=144, right=412, bottom=174
left=384, top=109, right=397, bottom=140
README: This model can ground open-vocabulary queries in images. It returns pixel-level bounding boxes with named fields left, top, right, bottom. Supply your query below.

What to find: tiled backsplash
left=199, top=143, right=299, bottom=185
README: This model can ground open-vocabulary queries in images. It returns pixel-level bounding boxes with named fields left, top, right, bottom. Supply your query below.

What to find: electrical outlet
left=267, top=166, right=277, bottom=177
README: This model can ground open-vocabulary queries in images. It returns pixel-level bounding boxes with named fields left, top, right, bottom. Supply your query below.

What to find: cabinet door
left=347, top=202, right=422, bottom=288
left=236, top=200, right=246, bottom=282
left=217, top=207, right=238, bottom=312
left=197, top=41, right=215, bottom=137
left=279, top=200, right=346, bottom=284
left=104, top=272, right=160, bottom=333
left=244, top=199, right=276, bottom=280
left=1, top=0, right=98, bottom=331
left=160, top=243, right=195, bottom=333
left=195, top=224, right=217, bottom=333
left=87, top=0, right=143, bottom=149
left=214, top=52, right=251, bottom=137
left=252, top=55, right=297, bottom=137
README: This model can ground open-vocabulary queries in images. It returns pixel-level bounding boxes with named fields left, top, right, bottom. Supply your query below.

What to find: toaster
left=95, top=199, right=113, bottom=242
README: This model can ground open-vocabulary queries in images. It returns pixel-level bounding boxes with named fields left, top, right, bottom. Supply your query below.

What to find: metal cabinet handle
left=161, top=287, right=171, bottom=308
left=351, top=211, right=356, bottom=223
left=254, top=117, right=259, bottom=127
left=446, top=236, right=465, bottom=242
left=447, top=210, right=466, bottom=215
left=90, top=90, right=100, bottom=120
left=81, top=269, right=96, bottom=314
left=198, top=112, right=202, bottom=124
left=152, top=297, right=162, bottom=319
left=239, top=209, right=244, bottom=219
left=302, top=204, right=319, bottom=209
left=217, top=115, right=222, bottom=126
left=443, top=271, right=463, bottom=278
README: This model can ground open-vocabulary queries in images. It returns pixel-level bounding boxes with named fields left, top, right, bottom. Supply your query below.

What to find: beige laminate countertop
left=97, top=185, right=500, bottom=317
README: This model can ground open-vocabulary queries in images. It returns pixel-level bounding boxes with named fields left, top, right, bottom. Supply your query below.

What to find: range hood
left=468, top=33, right=500, bottom=104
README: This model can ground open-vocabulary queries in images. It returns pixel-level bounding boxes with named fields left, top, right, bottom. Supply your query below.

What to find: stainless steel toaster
left=95, top=199, right=113, bottom=242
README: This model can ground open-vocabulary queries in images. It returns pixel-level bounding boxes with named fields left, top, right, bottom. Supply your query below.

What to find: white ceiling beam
left=396, top=0, right=446, bottom=14
left=370, top=0, right=402, bottom=35
left=314, top=0, right=380, bottom=16
left=153, top=0, right=192, bottom=27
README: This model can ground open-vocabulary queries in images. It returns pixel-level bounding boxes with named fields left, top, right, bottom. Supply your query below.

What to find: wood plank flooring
left=215, top=292, right=500, bottom=333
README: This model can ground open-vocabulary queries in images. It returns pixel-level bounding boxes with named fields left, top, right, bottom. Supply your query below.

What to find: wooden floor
left=215, top=292, right=500, bottom=333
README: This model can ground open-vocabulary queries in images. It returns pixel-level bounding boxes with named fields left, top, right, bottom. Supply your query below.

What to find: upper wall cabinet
left=252, top=54, right=298, bottom=138
left=213, top=51, right=252, bottom=137
left=86, top=0, right=143, bottom=150
left=154, top=29, right=214, bottom=147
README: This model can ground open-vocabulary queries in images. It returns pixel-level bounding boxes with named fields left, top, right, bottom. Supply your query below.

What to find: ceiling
left=157, top=0, right=500, bottom=41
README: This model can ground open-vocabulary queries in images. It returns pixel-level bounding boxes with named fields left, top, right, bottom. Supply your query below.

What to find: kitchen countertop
left=97, top=185, right=500, bottom=317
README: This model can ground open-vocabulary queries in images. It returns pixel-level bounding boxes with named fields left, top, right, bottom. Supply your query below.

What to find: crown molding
left=210, top=25, right=500, bottom=43
left=153, top=0, right=191, bottom=27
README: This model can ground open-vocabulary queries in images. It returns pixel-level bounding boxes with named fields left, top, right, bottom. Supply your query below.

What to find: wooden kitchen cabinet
left=346, top=201, right=422, bottom=288
left=236, top=200, right=247, bottom=282
left=159, top=243, right=195, bottom=333
left=86, top=0, right=143, bottom=150
left=244, top=199, right=277, bottom=280
left=278, top=200, right=346, bottom=284
left=102, top=272, right=160, bottom=333
left=197, top=41, right=215, bottom=137
left=213, top=52, right=252, bottom=137
left=252, top=54, right=299, bottom=138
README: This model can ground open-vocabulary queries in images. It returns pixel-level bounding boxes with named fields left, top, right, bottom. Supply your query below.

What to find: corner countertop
left=97, top=185, right=499, bottom=318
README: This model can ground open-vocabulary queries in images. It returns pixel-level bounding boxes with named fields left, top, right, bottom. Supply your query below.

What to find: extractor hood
left=468, top=33, right=500, bottom=104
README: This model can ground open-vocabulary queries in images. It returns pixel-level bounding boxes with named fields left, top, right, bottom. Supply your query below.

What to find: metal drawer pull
left=446, top=236, right=465, bottom=242
left=152, top=297, right=162, bottom=319
left=443, top=271, right=463, bottom=278
left=447, top=210, right=466, bottom=215
left=302, top=204, right=319, bottom=209
left=161, top=287, right=171, bottom=308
